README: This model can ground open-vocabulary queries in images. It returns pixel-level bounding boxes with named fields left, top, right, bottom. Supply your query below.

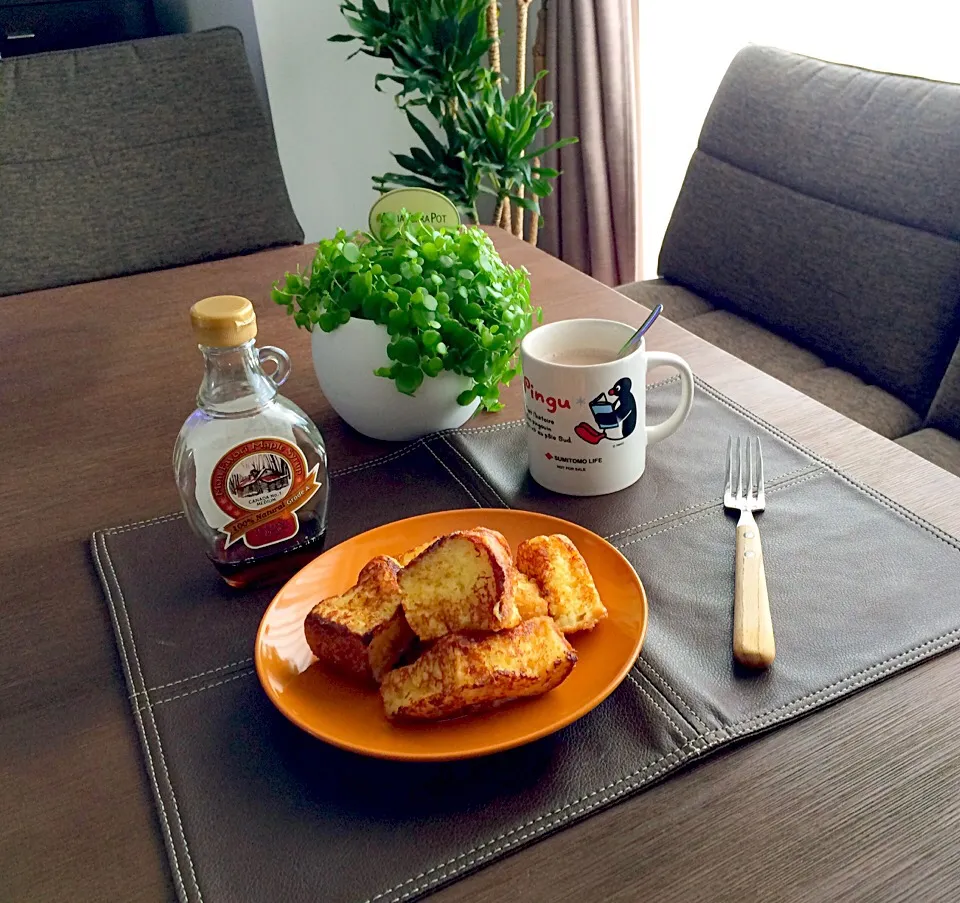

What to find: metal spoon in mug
left=617, top=304, right=663, bottom=359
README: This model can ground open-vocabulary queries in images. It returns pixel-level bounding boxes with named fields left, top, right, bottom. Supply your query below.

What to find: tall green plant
left=331, top=0, right=576, bottom=224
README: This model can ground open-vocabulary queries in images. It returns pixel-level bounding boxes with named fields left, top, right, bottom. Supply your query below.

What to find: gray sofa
left=618, top=46, right=960, bottom=476
left=0, top=27, right=303, bottom=297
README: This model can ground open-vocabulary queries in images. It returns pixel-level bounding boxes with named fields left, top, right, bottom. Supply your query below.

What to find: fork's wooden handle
left=734, top=513, right=775, bottom=668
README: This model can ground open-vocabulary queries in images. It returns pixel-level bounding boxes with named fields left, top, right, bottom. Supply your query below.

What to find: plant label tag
left=369, top=188, right=461, bottom=236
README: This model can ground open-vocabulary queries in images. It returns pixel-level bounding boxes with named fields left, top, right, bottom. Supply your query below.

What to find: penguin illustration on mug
left=574, top=378, right=638, bottom=445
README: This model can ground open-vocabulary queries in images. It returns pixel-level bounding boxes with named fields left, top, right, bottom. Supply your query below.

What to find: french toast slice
left=515, top=534, right=607, bottom=633
left=514, top=571, right=549, bottom=620
left=471, top=527, right=511, bottom=555
left=380, top=616, right=577, bottom=721
left=397, top=528, right=511, bottom=568
left=303, top=556, right=415, bottom=683
left=396, top=537, right=439, bottom=567
left=398, top=529, right=520, bottom=640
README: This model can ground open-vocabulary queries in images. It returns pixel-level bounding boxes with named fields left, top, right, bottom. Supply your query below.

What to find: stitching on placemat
left=92, top=534, right=192, bottom=903
left=424, top=443, right=483, bottom=508
left=98, top=533, right=204, bottom=903
left=439, top=435, right=510, bottom=508
left=330, top=442, right=424, bottom=477
left=380, top=744, right=699, bottom=903
left=105, top=511, right=186, bottom=536
left=704, top=624, right=960, bottom=744
left=130, top=658, right=255, bottom=699
left=636, top=658, right=708, bottom=733
left=146, top=669, right=257, bottom=710
left=615, top=471, right=826, bottom=550
left=448, top=419, right=524, bottom=437
left=602, top=464, right=819, bottom=544
left=362, top=736, right=702, bottom=903
left=625, top=672, right=687, bottom=739
left=646, top=374, right=682, bottom=392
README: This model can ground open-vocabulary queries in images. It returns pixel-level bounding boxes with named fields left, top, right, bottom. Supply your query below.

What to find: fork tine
left=756, top=436, right=765, bottom=503
left=737, top=436, right=745, bottom=501
left=747, top=434, right=756, bottom=504
left=725, top=437, right=734, bottom=497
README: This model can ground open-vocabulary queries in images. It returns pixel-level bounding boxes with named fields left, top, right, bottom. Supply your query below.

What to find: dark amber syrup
left=211, top=529, right=327, bottom=589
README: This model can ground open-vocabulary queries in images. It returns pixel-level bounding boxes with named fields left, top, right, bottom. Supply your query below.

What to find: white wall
left=637, top=0, right=960, bottom=278
left=251, top=0, right=414, bottom=242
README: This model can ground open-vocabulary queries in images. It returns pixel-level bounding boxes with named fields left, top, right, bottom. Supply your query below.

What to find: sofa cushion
left=615, top=279, right=715, bottom=322
left=896, top=429, right=960, bottom=477
left=0, top=28, right=303, bottom=297
left=658, top=46, right=960, bottom=414
left=677, top=308, right=919, bottom=438
left=787, top=369, right=921, bottom=439
left=926, top=344, right=960, bottom=438
left=681, top=310, right=825, bottom=384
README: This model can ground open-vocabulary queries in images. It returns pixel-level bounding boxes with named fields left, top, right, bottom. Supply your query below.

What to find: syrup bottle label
left=207, top=437, right=321, bottom=549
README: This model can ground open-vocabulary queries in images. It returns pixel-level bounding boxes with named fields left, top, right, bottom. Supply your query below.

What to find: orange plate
left=255, top=509, right=648, bottom=761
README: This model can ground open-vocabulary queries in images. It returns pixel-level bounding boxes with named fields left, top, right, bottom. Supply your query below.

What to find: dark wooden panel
left=0, top=0, right=154, bottom=57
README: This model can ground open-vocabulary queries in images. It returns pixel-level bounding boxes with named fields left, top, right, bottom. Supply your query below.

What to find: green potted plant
left=272, top=211, right=540, bottom=441
left=331, top=0, right=577, bottom=236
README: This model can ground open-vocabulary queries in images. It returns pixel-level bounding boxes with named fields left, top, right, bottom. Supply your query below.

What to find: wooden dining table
left=3, top=229, right=960, bottom=902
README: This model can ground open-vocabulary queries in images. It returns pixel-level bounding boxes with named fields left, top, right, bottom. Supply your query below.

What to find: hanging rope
left=486, top=1, right=511, bottom=230
left=512, top=0, right=535, bottom=238
left=494, top=197, right=507, bottom=229
left=486, top=0, right=501, bottom=73
left=529, top=1, right=548, bottom=245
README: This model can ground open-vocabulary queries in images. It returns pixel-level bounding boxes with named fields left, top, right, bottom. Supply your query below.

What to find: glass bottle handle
left=258, top=345, right=291, bottom=388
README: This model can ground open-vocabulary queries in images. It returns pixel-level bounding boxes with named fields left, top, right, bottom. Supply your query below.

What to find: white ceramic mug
left=519, top=319, right=695, bottom=496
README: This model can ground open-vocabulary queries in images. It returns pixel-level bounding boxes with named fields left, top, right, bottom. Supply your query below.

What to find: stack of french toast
left=303, top=528, right=608, bottom=721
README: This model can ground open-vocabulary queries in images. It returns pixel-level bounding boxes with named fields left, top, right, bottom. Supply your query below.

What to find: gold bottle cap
left=190, top=295, right=258, bottom=347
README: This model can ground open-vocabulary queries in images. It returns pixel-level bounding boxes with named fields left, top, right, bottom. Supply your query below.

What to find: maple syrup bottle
left=173, top=296, right=329, bottom=588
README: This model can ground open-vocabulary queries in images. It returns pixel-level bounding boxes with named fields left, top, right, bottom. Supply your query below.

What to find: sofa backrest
left=0, top=27, right=303, bottom=297
left=658, top=45, right=960, bottom=414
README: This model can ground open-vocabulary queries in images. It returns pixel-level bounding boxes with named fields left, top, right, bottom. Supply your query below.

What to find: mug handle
left=645, top=352, right=695, bottom=445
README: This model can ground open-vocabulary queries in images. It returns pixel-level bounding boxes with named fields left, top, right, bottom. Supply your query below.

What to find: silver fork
left=723, top=436, right=775, bottom=668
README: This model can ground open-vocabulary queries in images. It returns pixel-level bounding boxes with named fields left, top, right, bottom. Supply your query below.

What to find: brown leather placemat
left=92, top=378, right=960, bottom=903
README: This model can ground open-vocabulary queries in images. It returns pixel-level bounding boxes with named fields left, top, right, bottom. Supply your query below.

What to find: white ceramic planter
left=311, top=318, right=481, bottom=441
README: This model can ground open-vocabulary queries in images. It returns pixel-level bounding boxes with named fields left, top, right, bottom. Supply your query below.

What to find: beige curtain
left=540, top=0, right=640, bottom=286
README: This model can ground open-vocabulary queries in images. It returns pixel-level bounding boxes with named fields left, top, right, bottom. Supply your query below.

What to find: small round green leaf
left=423, top=357, right=444, bottom=377
left=387, top=308, right=409, bottom=334
left=392, top=336, right=421, bottom=365
left=412, top=307, right=433, bottom=329
left=361, top=294, right=380, bottom=320
left=395, top=365, right=424, bottom=395
left=318, top=312, right=338, bottom=332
